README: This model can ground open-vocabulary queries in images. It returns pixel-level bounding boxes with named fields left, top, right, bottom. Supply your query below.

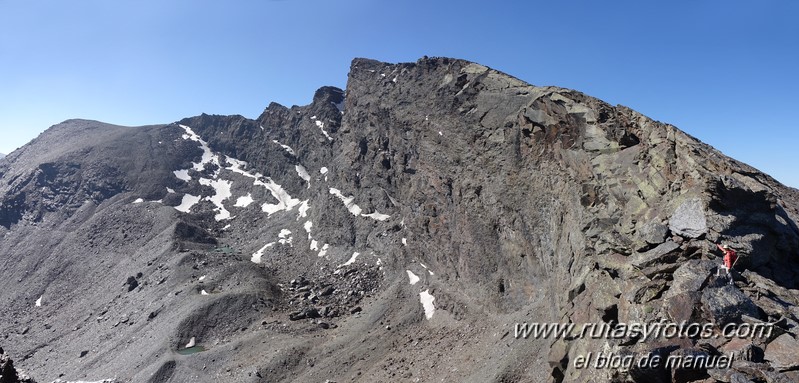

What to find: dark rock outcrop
left=0, top=347, right=36, bottom=383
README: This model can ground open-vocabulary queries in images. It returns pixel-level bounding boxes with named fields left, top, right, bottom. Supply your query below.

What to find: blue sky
left=1, top=1, right=797, bottom=187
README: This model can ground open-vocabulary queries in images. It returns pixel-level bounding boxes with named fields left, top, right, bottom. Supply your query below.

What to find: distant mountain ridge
left=0, top=57, right=798, bottom=383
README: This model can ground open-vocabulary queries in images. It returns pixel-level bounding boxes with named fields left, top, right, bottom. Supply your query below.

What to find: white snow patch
left=199, top=178, right=233, bottom=221
left=278, top=229, right=293, bottom=246
left=235, top=193, right=254, bottom=208
left=320, top=167, right=328, bottom=175
left=311, top=115, right=317, bottom=120
left=132, top=198, right=144, bottom=204
left=173, top=169, right=191, bottom=182
left=329, top=188, right=362, bottom=216
left=438, top=131, right=443, bottom=136
left=251, top=242, right=275, bottom=264
left=420, top=262, right=435, bottom=275
left=310, top=239, right=319, bottom=251
left=392, top=77, right=397, bottom=83
left=297, top=200, right=310, bottom=219
left=260, top=125, right=265, bottom=131
left=304, top=221, right=313, bottom=234
left=419, top=290, right=436, bottom=319
left=295, top=165, right=311, bottom=186
left=259, top=178, right=301, bottom=215
left=406, top=270, right=420, bottom=285
left=317, top=243, right=330, bottom=257
left=166, top=187, right=176, bottom=193
left=222, top=224, right=231, bottom=230
left=200, top=290, right=209, bottom=296
left=226, top=158, right=300, bottom=214
left=272, top=140, right=296, bottom=156
left=179, top=125, right=219, bottom=172
left=402, top=238, right=407, bottom=246
left=225, top=155, right=300, bottom=214
left=175, top=194, right=201, bottom=213
left=315, top=120, right=333, bottom=141
left=329, top=188, right=390, bottom=221
left=185, top=337, right=196, bottom=348
left=341, top=252, right=359, bottom=267
left=362, top=211, right=390, bottom=221
left=199, top=275, right=207, bottom=281
left=35, top=295, right=42, bottom=307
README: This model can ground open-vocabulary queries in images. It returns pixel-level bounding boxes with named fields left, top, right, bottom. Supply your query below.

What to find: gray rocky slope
left=1, top=57, right=798, bottom=383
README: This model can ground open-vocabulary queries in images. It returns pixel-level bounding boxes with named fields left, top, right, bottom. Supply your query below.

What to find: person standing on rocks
left=716, top=243, right=737, bottom=284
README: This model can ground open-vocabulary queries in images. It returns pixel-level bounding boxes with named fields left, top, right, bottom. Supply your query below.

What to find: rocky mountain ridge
left=1, top=57, right=798, bottom=383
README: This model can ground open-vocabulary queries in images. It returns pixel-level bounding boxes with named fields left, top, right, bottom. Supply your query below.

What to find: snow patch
left=185, top=337, right=196, bottom=348
left=406, top=270, right=420, bottom=285
left=310, top=239, right=319, bottom=251
left=200, top=290, right=209, bottom=296
left=338, top=252, right=359, bottom=269
left=35, top=295, right=42, bottom=307
left=175, top=194, right=201, bottom=213
left=199, top=178, right=233, bottom=221
left=320, top=167, right=328, bottom=175
left=329, top=188, right=362, bottom=216
left=132, top=198, right=144, bottom=204
left=297, top=200, right=310, bottom=219
left=362, top=211, right=390, bottom=221
left=234, top=193, right=254, bottom=208
left=318, top=243, right=330, bottom=257
left=179, top=125, right=219, bottom=173
left=315, top=120, right=333, bottom=141
left=278, top=229, right=292, bottom=246
left=272, top=140, right=296, bottom=156
left=419, top=290, right=436, bottom=319
left=166, top=187, right=175, bottom=193
left=199, top=275, right=206, bottom=281
left=173, top=169, right=191, bottom=182
left=251, top=242, right=275, bottom=264
left=402, top=238, right=407, bottom=246
left=224, top=155, right=301, bottom=215
left=304, top=221, right=313, bottom=234
left=295, top=165, right=311, bottom=186
left=329, top=188, right=390, bottom=221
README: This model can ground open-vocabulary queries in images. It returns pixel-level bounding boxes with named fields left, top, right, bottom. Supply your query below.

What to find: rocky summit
left=1, top=57, right=798, bottom=383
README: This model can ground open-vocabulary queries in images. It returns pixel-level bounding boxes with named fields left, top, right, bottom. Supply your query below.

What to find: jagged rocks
left=764, top=333, right=799, bottom=371
left=670, top=198, right=708, bottom=239
left=631, top=241, right=681, bottom=268
left=701, top=285, right=761, bottom=325
left=638, top=221, right=670, bottom=246
left=0, top=347, right=36, bottom=383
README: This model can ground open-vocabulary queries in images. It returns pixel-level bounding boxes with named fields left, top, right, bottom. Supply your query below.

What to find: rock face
left=0, top=347, right=36, bottom=383
left=0, top=57, right=798, bottom=382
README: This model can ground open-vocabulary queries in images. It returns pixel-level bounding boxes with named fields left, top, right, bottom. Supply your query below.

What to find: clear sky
left=1, top=1, right=797, bottom=187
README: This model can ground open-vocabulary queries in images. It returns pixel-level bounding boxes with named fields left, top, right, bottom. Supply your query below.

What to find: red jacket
left=717, top=244, right=737, bottom=269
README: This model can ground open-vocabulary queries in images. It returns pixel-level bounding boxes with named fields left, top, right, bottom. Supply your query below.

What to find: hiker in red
left=716, top=244, right=738, bottom=284
left=717, top=244, right=737, bottom=270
